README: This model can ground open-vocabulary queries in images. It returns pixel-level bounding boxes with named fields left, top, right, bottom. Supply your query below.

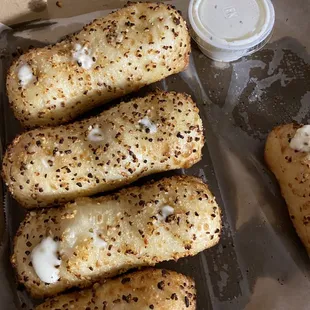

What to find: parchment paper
left=0, top=1, right=310, bottom=309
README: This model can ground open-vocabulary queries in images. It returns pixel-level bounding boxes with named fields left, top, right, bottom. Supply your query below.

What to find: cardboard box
left=0, top=0, right=140, bottom=25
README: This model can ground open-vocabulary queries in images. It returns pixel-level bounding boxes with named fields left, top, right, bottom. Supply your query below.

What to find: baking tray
left=0, top=0, right=310, bottom=309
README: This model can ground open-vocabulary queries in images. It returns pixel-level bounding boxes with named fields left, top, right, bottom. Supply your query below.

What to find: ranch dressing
left=188, top=0, right=275, bottom=61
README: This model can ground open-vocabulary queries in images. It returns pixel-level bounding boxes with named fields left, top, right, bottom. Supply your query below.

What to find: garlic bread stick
left=2, top=91, right=203, bottom=209
left=36, top=268, right=196, bottom=309
left=265, top=123, right=310, bottom=255
left=7, top=2, right=191, bottom=127
left=12, top=175, right=221, bottom=298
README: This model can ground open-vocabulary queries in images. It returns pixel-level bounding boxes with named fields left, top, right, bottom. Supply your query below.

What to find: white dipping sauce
left=290, top=125, right=310, bottom=153
left=31, top=237, right=61, bottom=284
left=18, top=64, right=34, bottom=87
left=188, top=0, right=275, bottom=62
left=138, top=117, right=157, bottom=134
left=158, top=205, right=175, bottom=221
left=73, top=44, right=94, bottom=69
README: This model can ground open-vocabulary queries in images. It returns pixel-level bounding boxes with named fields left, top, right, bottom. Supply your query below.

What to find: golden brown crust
left=265, top=123, right=310, bottom=254
left=12, top=175, right=221, bottom=298
left=2, top=90, right=203, bottom=209
left=36, top=268, right=196, bottom=309
left=6, top=2, right=191, bottom=127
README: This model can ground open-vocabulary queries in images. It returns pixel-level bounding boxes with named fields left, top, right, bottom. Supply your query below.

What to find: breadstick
left=7, top=2, right=190, bottom=127
left=12, top=175, right=221, bottom=298
left=36, top=269, right=196, bottom=309
left=2, top=91, right=203, bottom=209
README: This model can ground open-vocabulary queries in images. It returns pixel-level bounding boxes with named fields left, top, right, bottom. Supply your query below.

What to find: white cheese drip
left=41, top=159, right=49, bottom=169
left=139, top=117, right=157, bottom=134
left=290, top=125, right=310, bottom=152
left=158, top=205, right=174, bottom=221
left=93, top=233, right=107, bottom=248
left=90, top=230, right=107, bottom=249
left=41, top=156, right=54, bottom=168
left=31, top=237, right=61, bottom=284
left=18, top=64, right=34, bottom=87
left=87, top=125, right=104, bottom=142
left=72, top=44, right=94, bottom=69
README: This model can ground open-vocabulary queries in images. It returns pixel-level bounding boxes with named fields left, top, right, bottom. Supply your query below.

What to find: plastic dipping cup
left=188, top=0, right=275, bottom=62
